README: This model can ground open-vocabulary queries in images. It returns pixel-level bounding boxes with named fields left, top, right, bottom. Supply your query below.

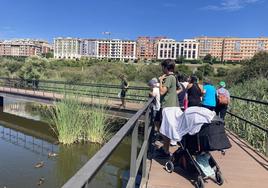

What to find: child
left=148, top=78, right=161, bottom=133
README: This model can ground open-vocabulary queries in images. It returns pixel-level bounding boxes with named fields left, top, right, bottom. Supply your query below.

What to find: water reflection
left=3, top=97, right=42, bottom=121
left=0, top=97, right=132, bottom=188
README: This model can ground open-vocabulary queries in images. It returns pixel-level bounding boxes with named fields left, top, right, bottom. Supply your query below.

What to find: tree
left=42, top=51, right=54, bottom=58
left=203, top=54, right=213, bottom=64
left=5, top=61, right=22, bottom=77
left=216, top=67, right=228, bottom=77
left=19, top=56, right=49, bottom=81
left=176, top=56, right=185, bottom=64
left=197, top=64, right=214, bottom=77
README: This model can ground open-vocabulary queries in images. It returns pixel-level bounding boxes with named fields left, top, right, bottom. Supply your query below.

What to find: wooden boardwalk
left=146, top=130, right=268, bottom=188
left=0, top=86, right=143, bottom=112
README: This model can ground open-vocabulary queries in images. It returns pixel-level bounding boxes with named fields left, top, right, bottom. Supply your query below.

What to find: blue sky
left=0, top=0, right=267, bottom=41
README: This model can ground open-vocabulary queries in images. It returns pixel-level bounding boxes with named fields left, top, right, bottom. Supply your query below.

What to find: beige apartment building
left=11, top=39, right=52, bottom=54
left=54, top=37, right=82, bottom=59
left=196, top=37, right=268, bottom=62
left=0, top=40, right=42, bottom=57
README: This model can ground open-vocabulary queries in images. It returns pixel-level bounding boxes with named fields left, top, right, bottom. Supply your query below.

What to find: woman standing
left=186, top=76, right=204, bottom=107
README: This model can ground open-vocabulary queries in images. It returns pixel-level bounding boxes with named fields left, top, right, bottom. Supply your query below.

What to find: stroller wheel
left=165, top=160, right=174, bottom=173
left=196, top=176, right=204, bottom=188
left=215, top=170, right=224, bottom=185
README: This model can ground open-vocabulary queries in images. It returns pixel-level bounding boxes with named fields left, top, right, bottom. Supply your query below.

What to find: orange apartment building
left=97, top=39, right=136, bottom=60
left=196, top=36, right=268, bottom=62
left=136, top=36, right=166, bottom=60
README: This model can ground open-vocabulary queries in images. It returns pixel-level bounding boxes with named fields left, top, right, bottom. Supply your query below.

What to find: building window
left=257, top=41, right=265, bottom=51
left=160, top=50, right=163, bottom=58
left=235, top=41, right=241, bottom=52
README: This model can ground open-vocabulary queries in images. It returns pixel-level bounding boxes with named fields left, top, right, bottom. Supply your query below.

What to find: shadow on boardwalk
left=147, top=131, right=268, bottom=188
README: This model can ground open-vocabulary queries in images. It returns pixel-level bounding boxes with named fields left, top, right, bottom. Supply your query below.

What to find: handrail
left=0, top=77, right=149, bottom=90
left=62, top=97, right=154, bottom=188
left=231, top=95, right=268, bottom=105
left=227, top=111, right=268, bottom=133
left=0, top=77, right=149, bottom=102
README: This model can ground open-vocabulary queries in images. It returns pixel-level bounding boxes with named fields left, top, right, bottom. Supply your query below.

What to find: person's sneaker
left=170, top=140, right=177, bottom=146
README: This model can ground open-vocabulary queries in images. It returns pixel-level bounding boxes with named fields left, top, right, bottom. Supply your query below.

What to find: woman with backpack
left=216, top=81, right=230, bottom=120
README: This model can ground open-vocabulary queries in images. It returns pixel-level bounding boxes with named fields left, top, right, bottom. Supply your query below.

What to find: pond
left=0, top=97, right=135, bottom=188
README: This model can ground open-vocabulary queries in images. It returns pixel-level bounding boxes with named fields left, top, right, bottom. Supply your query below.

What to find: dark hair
left=177, top=72, right=188, bottom=82
left=161, top=59, right=175, bottom=72
left=190, top=75, right=198, bottom=84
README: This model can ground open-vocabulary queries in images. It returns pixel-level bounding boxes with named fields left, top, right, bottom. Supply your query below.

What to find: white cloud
left=203, top=0, right=261, bottom=11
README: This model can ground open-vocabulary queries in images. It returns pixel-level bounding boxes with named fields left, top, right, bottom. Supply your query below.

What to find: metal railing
left=0, top=77, right=149, bottom=102
left=228, top=96, right=268, bottom=156
left=62, top=97, right=154, bottom=188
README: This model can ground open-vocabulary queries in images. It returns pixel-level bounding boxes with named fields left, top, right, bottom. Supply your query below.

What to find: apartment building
left=196, top=36, right=268, bottom=62
left=157, top=39, right=180, bottom=60
left=136, top=36, right=166, bottom=60
left=11, top=39, right=52, bottom=54
left=180, top=39, right=199, bottom=60
left=54, top=37, right=81, bottom=59
left=81, top=39, right=98, bottom=58
left=223, top=38, right=268, bottom=61
left=0, top=40, right=42, bottom=57
left=97, top=39, right=136, bottom=60
left=54, top=38, right=136, bottom=60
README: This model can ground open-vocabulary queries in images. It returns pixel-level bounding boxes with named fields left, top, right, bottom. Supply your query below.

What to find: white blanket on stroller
left=160, top=106, right=216, bottom=141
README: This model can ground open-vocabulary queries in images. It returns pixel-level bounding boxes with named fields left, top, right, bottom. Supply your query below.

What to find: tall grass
left=225, top=77, right=268, bottom=154
left=47, top=95, right=112, bottom=145
left=86, top=104, right=112, bottom=144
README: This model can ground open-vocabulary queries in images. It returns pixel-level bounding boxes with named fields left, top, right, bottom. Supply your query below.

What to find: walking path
left=146, top=130, right=268, bottom=188
left=0, top=86, right=143, bottom=112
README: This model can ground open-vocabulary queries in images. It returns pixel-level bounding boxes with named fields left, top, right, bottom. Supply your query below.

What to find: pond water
left=0, top=97, right=134, bottom=188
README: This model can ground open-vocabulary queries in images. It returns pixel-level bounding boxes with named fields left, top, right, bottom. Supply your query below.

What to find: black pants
left=216, top=105, right=228, bottom=120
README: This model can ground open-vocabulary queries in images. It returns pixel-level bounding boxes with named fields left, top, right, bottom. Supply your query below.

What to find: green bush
left=225, top=77, right=268, bottom=155
left=18, top=56, right=49, bottom=80
left=216, top=67, right=228, bottom=77
left=197, top=64, right=214, bottom=77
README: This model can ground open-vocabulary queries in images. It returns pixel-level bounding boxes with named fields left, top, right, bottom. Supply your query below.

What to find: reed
left=225, top=77, right=268, bottom=154
left=47, top=95, right=112, bottom=145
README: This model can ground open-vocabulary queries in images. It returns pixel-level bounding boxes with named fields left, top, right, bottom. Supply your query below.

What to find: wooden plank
left=147, top=131, right=268, bottom=188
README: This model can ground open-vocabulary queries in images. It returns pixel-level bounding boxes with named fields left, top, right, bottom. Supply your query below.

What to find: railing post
left=128, top=121, right=138, bottom=188
left=142, top=109, right=150, bottom=179
left=64, top=82, right=66, bottom=97
left=265, top=132, right=268, bottom=156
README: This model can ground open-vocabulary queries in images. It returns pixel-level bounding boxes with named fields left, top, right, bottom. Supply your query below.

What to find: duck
left=35, top=161, right=44, bottom=168
left=37, top=177, right=45, bottom=186
left=48, top=152, right=58, bottom=157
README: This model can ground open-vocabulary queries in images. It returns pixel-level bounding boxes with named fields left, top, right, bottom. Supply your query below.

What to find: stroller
left=164, top=117, right=231, bottom=188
